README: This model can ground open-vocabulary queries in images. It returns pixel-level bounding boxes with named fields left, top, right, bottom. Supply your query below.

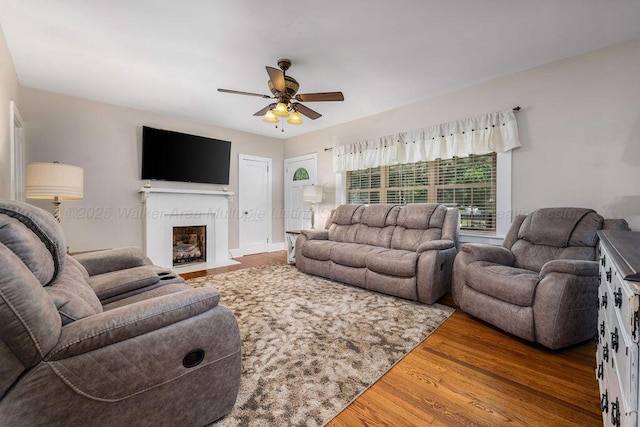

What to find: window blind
left=346, top=153, right=497, bottom=232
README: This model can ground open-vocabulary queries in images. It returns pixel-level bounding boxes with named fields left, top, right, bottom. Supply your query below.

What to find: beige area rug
left=188, top=264, right=454, bottom=427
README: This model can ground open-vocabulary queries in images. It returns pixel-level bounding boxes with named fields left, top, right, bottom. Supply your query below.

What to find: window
left=293, top=167, right=309, bottom=181
left=346, top=153, right=497, bottom=233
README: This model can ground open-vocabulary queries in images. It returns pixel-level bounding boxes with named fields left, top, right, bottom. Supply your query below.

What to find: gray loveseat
left=452, top=207, right=629, bottom=349
left=0, top=200, right=240, bottom=426
left=295, top=203, right=459, bottom=304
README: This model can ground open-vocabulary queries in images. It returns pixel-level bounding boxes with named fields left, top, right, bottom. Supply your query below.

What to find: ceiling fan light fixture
left=287, top=111, right=303, bottom=125
left=263, top=110, right=278, bottom=123
left=273, top=102, right=290, bottom=117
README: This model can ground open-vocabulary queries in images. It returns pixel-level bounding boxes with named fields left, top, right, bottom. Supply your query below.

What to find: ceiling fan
left=217, top=59, right=344, bottom=130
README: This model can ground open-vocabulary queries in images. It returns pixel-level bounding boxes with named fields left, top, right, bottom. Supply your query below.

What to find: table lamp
left=26, top=161, right=83, bottom=222
left=302, top=184, right=323, bottom=229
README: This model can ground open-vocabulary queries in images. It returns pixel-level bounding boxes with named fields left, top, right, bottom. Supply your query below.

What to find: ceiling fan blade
left=266, top=66, right=285, bottom=93
left=292, top=103, right=322, bottom=120
left=253, top=104, right=276, bottom=116
left=218, top=88, right=272, bottom=98
left=295, top=92, right=344, bottom=102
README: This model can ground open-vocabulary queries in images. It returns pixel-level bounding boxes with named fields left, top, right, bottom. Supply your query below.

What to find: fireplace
left=173, top=225, right=206, bottom=266
left=140, top=188, right=239, bottom=272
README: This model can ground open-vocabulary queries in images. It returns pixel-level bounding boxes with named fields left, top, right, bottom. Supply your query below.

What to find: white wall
left=285, top=37, right=640, bottom=231
left=20, top=87, right=284, bottom=252
left=16, top=37, right=640, bottom=254
left=0, top=26, right=20, bottom=198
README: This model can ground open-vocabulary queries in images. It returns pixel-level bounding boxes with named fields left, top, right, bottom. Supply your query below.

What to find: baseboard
left=230, top=243, right=284, bottom=258
left=229, top=248, right=244, bottom=258
left=268, top=242, right=285, bottom=252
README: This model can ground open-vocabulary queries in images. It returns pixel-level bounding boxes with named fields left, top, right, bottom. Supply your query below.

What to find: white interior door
left=10, top=101, right=25, bottom=201
left=239, top=154, right=272, bottom=255
left=284, top=153, right=317, bottom=232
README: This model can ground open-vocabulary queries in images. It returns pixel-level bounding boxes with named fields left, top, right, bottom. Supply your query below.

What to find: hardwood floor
left=182, top=251, right=602, bottom=426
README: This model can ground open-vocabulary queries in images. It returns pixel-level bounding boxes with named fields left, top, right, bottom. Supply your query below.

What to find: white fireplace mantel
left=139, top=188, right=238, bottom=272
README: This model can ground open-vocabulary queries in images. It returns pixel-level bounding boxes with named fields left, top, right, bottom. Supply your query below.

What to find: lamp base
left=310, top=202, right=316, bottom=229
left=52, top=197, right=61, bottom=223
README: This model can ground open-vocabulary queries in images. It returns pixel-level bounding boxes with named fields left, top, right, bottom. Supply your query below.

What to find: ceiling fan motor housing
left=268, top=75, right=299, bottom=99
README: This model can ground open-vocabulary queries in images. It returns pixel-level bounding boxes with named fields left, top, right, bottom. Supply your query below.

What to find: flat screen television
left=141, top=126, right=231, bottom=185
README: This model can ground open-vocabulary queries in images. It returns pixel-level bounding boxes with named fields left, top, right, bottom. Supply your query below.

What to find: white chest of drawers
left=597, top=230, right=640, bottom=427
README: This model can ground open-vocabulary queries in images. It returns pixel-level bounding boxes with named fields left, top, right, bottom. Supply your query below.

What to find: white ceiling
left=0, top=1, right=639, bottom=139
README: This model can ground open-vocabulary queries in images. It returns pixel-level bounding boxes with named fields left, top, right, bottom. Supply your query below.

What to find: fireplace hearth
left=173, top=225, right=206, bottom=266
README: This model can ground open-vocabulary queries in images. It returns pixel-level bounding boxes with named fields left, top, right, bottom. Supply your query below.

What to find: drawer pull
left=611, top=397, right=620, bottom=427
left=601, top=390, right=609, bottom=413
left=614, top=288, right=622, bottom=308
left=606, top=268, right=612, bottom=283
left=597, top=362, right=603, bottom=379
left=600, top=255, right=606, bottom=267
left=601, top=292, right=608, bottom=309
left=600, top=321, right=605, bottom=337
left=611, top=327, right=619, bottom=352
left=603, top=342, right=609, bottom=362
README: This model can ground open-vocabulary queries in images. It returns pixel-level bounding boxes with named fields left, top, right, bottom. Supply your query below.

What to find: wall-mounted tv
left=141, top=126, right=231, bottom=185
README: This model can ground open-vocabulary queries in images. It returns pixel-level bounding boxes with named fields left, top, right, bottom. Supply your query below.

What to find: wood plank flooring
left=181, top=251, right=602, bottom=426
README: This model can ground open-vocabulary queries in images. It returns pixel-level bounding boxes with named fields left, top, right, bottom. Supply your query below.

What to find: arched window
left=293, top=168, right=309, bottom=181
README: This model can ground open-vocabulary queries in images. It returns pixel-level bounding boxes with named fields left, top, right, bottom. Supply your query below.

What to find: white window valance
left=332, top=109, right=521, bottom=172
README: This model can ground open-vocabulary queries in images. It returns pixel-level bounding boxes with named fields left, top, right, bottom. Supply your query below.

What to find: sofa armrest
left=73, top=247, right=151, bottom=276
left=46, top=287, right=220, bottom=360
left=460, top=243, right=515, bottom=266
left=301, top=229, right=329, bottom=240
left=416, top=239, right=456, bottom=253
left=534, top=261, right=600, bottom=349
left=540, top=260, right=599, bottom=279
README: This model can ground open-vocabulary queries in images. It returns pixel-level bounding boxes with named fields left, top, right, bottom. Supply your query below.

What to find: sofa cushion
left=90, top=266, right=161, bottom=300
left=360, top=204, right=399, bottom=227
left=366, top=249, right=418, bottom=277
left=46, top=257, right=103, bottom=325
left=466, top=261, right=540, bottom=306
left=0, top=200, right=66, bottom=286
left=391, top=204, right=447, bottom=251
left=329, top=224, right=360, bottom=243
left=332, top=204, right=363, bottom=225
left=330, top=244, right=385, bottom=268
left=519, top=208, right=601, bottom=247
left=0, top=215, right=57, bottom=287
left=301, top=240, right=337, bottom=261
left=391, top=227, right=442, bottom=251
left=355, top=225, right=394, bottom=248
left=396, top=203, right=447, bottom=230
left=511, top=240, right=563, bottom=273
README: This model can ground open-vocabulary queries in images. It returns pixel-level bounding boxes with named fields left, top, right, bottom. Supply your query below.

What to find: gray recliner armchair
left=452, top=207, right=628, bottom=349
left=0, top=200, right=241, bottom=426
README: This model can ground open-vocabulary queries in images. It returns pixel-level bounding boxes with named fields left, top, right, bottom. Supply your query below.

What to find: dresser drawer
left=601, top=245, right=640, bottom=342
left=601, top=362, right=638, bottom=427
left=610, top=312, right=639, bottom=410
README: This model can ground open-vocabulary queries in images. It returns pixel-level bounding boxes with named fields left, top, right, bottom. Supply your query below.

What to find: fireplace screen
left=173, top=225, right=206, bottom=266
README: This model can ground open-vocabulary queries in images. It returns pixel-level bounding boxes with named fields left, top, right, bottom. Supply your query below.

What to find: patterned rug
left=187, top=264, right=454, bottom=426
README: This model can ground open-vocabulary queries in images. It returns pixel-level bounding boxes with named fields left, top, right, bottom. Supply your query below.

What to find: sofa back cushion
left=329, top=205, right=364, bottom=243
left=354, top=204, right=399, bottom=247
left=0, top=243, right=62, bottom=398
left=0, top=200, right=66, bottom=286
left=45, top=257, right=103, bottom=325
left=509, top=208, right=604, bottom=272
left=391, top=204, right=447, bottom=251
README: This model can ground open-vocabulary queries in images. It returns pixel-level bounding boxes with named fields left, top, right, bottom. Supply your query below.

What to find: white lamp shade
left=302, top=185, right=323, bottom=203
left=26, top=162, right=84, bottom=200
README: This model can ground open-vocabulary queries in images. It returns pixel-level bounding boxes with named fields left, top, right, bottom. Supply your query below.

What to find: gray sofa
left=452, top=207, right=629, bottom=349
left=0, top=200, right=240, bottom=426
left=295, top=203, right=459, bottom=304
